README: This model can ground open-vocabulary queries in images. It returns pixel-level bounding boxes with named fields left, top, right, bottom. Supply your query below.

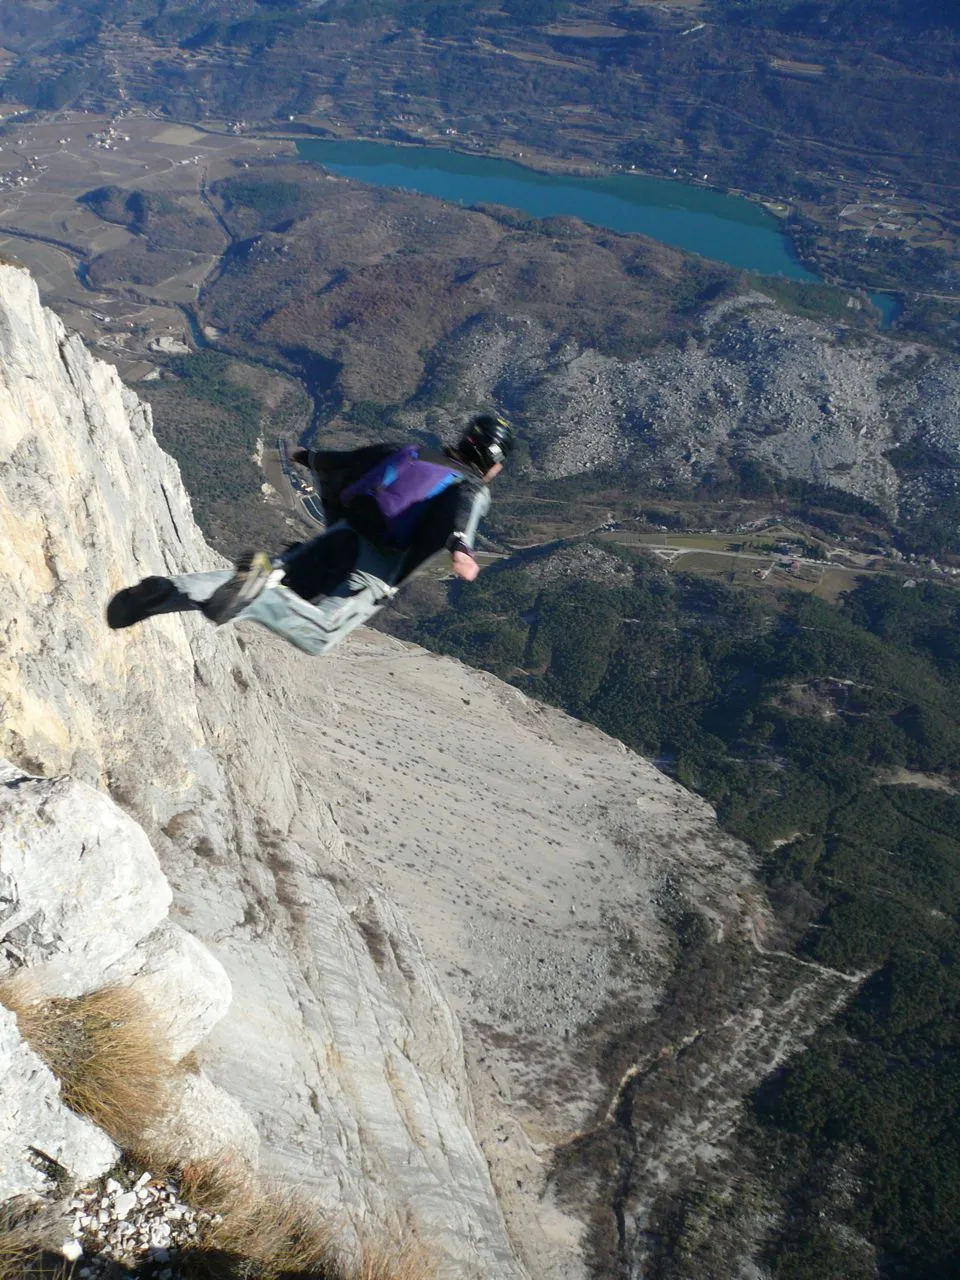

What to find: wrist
left=446, top=532, right=472, bottom=556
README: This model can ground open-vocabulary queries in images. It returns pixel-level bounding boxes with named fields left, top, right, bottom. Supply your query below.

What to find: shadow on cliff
left=21, top=1244, right=429, bottom=1280
left=19, top=1247, right=326, bottom=1279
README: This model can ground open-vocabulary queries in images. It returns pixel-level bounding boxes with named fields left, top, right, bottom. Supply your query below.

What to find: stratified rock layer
left=0, top=261, right=861, bottom=1279
left=0, top=262, right=523, bottom=1275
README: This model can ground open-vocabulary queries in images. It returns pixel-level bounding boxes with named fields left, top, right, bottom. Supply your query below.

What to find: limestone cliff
left=0, top=263, right=858, bottom=1280
left=0, top=261, right=522, bottom=1276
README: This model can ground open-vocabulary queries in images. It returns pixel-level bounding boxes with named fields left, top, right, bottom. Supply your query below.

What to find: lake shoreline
left=293, top=134, right=818, bottom=281
left=187, top=118, right=894, bottom=321
left=277, top=121, right=794, bottom=217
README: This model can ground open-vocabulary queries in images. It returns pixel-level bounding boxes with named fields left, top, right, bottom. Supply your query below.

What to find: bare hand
left=451, top=550, right=480, bottom=581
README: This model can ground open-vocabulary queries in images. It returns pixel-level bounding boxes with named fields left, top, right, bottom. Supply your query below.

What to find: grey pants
left=161, top=524, right=408, bottom=656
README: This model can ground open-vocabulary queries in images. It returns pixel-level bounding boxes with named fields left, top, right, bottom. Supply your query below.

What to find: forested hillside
left=383, top=547, right=960, bottom=1276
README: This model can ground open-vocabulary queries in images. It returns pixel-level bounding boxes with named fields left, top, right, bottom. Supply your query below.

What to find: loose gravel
left=56, top=1169, right=220, bottom=1278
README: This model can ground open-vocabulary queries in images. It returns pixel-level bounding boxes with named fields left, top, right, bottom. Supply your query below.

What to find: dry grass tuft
left=177, top=1158, right=251, bottom=1214
left=0, top=981, right=175, bottom=1148
left=0, top=1218, right=36, bottom=1280
left=177, top=1162, right=438, bottom=1280
left=0, top=1202, right=69, bottom=1280
left=180, top=1159, right=340, bottom=1278
left=351, top=1239, right=438, bottom=1280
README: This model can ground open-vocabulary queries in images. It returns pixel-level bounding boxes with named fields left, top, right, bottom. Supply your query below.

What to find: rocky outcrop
left=408, top=295, right=960, bottom=517
left=0, top=764, right=173, bottom=1000
left=0, top=262, right=523, bottom=1276
left=0, top=760, right=257, bottom=1184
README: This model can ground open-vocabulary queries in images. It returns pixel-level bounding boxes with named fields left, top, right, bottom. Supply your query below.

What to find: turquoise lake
left=296, top=138, right=819, bottom=281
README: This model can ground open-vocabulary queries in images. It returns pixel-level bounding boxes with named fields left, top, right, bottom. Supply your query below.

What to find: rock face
left=0, top=262, right=859, bottom=1279
left=294, top=631, right=866, bottom=1280
left=0, top=261, right=523, bottom=1276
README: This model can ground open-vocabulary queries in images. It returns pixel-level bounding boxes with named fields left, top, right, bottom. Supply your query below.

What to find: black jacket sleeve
left=397, top=470, right=491, bottom=582
left=303, top=443, right=401, bottom=525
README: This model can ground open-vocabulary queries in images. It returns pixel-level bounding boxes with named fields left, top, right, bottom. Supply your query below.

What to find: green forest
left=387, top=548, right=960, bottom=1277
left=141, top=349, right=306, bottom=554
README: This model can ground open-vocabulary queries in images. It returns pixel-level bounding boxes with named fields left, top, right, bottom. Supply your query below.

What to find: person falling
left=106, top=412, right=514, bottom=656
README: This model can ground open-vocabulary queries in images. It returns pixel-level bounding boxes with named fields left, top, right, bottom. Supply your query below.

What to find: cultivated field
left=0, top=109, right=294, bottom=379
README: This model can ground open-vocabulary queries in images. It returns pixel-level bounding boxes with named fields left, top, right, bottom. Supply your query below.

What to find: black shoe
left=106, top=576, right=176, bottom=629
left=201, top=551, right=276, bottom=624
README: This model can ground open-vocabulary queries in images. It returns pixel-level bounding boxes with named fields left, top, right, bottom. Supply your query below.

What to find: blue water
left=869, top=292, right=902, bottom=327
left=296, top=138, right=819, bottom=281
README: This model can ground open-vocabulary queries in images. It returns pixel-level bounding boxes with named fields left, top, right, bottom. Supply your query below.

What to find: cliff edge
left=0, top=261, right=522, bottom=1277
left=0, top=262, right=859, bottom=1280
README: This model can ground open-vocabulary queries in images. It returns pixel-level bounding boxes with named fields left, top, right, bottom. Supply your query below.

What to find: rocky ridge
left=405, top=294, right=960, bottom=518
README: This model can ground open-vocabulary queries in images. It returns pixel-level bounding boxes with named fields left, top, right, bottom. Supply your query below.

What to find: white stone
left=102, top=922, right=232, bottom=1062
left=114, top=1190, right=138, bottom=1218
left=0, top=1007, right=118, bottom=1199
left=0, top=766, right=171, bottom=998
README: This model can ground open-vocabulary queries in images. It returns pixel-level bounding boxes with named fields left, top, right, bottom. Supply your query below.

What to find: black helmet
left=458, top=411, right=515, bottom=472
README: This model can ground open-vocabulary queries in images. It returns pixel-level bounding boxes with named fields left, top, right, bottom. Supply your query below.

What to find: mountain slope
left=0, top=259, right=523, bottom=1276
left=0, top=261, right=865, bottom=1278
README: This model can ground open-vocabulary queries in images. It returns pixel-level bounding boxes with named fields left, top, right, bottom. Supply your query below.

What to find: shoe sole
left=202, top=552, right=275, bottom=624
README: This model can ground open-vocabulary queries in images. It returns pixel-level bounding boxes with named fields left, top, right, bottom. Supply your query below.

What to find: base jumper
left=106, top=413, right=514, bottom=656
